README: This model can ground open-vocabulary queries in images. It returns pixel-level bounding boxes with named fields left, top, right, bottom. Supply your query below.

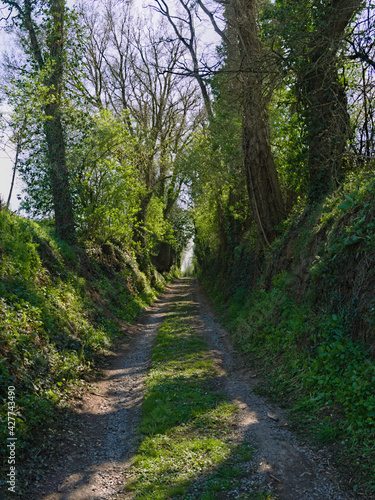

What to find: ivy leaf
left=343, top=235, right=362, bottom=246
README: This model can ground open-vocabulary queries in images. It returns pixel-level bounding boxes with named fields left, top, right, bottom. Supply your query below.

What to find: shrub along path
left=27, top=279, right=350, bottom=499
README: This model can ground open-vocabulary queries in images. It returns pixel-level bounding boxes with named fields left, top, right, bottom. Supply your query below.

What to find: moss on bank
left=0, top=209, right=168, bottom=490
left=197, top=173, right=375, bottom=496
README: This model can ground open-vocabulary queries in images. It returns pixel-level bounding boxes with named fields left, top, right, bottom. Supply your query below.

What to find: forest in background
left=0, top=0, right=375, bottom=494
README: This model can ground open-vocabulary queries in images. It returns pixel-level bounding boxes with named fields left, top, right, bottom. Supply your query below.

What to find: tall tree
left=153, top=0, right=285, bottom=245
left=77, top=1, right=202, bottom=249
left=267, top=0, right=364, bottom=199
left=230, top=0, right=285, bottom=244
left=301, top=0, right=363, bottom=198
left=2, top=0, right=77, bottom=243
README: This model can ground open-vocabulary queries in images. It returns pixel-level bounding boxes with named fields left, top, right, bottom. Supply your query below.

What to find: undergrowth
left=0, top=210, right=165, bottom=493
left=197, top=175, right=375, bottom=496
left=125, top=297, right=271, bottom=499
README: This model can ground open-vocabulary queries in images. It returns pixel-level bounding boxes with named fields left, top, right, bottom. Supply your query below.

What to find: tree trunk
left=233, top=0, right=285, bottom=245
left=45, top=0, right=76, bottom=243
left=43, top=106, right=76, bottom=243
left=299, top=0, right=362, bottom=200
left=242, top=81, right=285, bottom=244
left=303, top=58, right=350, bottom=198
left=133, top=191, right=153, bottom=248
left=12, top=0, right=77, bottom=243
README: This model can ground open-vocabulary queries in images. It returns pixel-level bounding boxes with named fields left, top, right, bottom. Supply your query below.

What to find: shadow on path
left=23, top=279, right=351, bottom=500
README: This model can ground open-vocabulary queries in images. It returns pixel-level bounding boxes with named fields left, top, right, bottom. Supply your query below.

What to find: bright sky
left=0, top=148, right=22, bottom=211
left=0, top=31, right=22, bottom=211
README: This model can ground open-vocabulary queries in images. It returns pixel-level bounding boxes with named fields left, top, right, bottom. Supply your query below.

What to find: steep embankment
left=198, top=173, right=375, bottom=496
left=0, top=210, right=168, bottom=493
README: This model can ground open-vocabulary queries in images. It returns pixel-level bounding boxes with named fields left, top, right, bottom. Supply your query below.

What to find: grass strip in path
left=124, top=297, right=271, bottom=499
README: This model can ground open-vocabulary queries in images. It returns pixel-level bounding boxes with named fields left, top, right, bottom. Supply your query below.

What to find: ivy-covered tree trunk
left=242, top=81, right=285, bottom=245
left=5, top=0, right=77, bottom=244
left=233, top=0, right=285, bottom=245
left=43, top=107, right=76, bottom=244
left=43, top=0, right=76, bottom=243
left=299, top=0, right=362, bottom=200
left=302, top=56, right=350, bottom=199
left=133, top=191, right=153, bottom=248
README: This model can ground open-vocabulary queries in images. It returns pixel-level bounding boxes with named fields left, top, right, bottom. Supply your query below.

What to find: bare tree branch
left=151, top=0, right=213, bottom=117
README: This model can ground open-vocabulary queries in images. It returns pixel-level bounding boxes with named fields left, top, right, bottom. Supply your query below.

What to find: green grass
left=125, top=299, right=269, bottom=499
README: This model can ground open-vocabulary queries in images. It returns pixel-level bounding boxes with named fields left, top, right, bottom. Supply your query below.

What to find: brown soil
left=22, top=278, right=354, bottom=500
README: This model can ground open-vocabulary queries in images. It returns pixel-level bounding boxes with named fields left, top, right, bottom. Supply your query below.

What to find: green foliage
left=298, top=315, right=375, bottom=424
left=146, top=196, right=173, bottom=246
left=69, top=110, right=140, bottom=243
left=13, top=104, right=142, bottom=244
left=269, top=88, right=308, bottom=195
left=0, top=211, right=40, bottom=282
left=0, top=210, right=161, bottom=488
left=187, top=66, right=251, bottom=273
left=168, top=204, right=195, bottom=259
left=197, top=173, right=375, bottom=493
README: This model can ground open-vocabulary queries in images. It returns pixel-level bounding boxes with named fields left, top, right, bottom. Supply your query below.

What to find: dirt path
left=26, top=285, right=175, bottom=500
left=26, top=278, right=352, bottom=500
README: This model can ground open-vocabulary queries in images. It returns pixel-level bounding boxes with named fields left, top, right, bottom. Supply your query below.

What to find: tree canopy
left=0, top=0, right=373, bottom=268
